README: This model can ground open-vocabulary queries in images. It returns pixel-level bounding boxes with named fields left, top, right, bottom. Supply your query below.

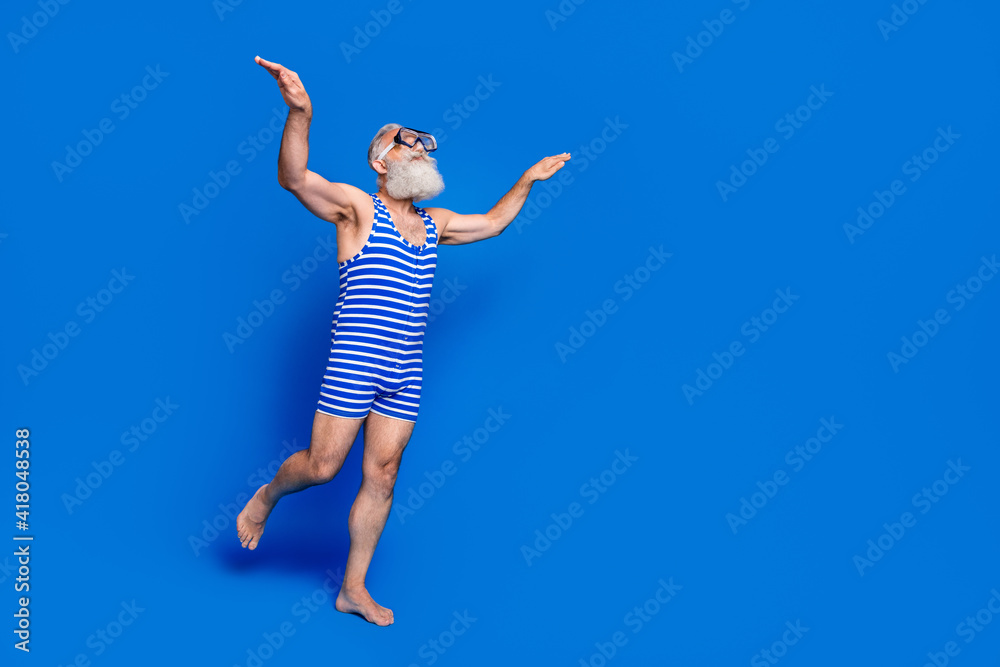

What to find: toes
left=377, top=607, right=393, bottom=625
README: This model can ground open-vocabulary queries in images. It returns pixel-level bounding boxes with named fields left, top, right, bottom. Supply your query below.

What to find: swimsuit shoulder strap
left=414, top=205, right=438, bottom=241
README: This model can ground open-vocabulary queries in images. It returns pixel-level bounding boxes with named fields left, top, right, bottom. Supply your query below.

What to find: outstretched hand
left=525, top=153, right=571, bottom=182
left=254, top=55, right=312, bottom=112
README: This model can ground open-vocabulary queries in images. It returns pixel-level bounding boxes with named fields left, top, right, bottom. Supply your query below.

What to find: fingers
left=255, top=55, right=283, bottom=70
left=255, top=55, right=287, bottom=82
left=541, top=154, right=569, bottom=170
left=540, top=153, right=571, bottom=166
left=255, top=55, right=280, bottom=71
left=527, top=153, right=571, bottom=181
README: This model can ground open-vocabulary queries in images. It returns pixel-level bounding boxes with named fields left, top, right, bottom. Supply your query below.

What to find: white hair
left=368, top=122, right=402, bottom=188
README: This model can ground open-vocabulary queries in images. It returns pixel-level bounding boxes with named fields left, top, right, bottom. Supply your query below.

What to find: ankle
left=259, top=484, right=275, bottom=509
left=340, top=580, right=366, bottom=595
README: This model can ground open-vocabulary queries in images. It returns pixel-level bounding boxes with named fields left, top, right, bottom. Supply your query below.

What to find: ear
left=373, top=158, right=388, bottom=176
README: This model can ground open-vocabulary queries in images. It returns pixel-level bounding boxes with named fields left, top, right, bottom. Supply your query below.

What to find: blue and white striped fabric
left=316, top=192, right=438, bottom=423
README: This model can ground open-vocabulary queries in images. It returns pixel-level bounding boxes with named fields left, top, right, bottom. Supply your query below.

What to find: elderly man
left=236, top=55, right=570, bottom=626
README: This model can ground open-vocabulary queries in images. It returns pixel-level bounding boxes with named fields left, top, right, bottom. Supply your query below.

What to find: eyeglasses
left=376, top=127, right=438, bottom=162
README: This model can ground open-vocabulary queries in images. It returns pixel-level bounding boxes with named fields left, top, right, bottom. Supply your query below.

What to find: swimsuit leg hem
left=316, top=405, right=370, bottom=420
left=368, top=406, right=417, bottom=424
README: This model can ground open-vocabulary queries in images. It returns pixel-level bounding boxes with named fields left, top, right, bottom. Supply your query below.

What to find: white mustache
left=405, top=151, right=434, bottom=163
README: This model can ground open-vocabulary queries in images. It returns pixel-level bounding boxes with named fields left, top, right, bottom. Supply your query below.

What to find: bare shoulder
left=421, top=207, right=454, bottom=221
left=286, top=173, right=371, bottom=227
left=420, top=207, right=496, bottom=245
left=421, top=206, right=455, bottom=232
left=324, top=180, right=373, bottom=226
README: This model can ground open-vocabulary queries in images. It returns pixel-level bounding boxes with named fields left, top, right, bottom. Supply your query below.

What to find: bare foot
left=335, top=586, right=394, bottom=626
left=236, top=484, right=272, bottom=550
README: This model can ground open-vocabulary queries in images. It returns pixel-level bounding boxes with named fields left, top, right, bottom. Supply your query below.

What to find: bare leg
left=237, top=410, right=363, bottom=550
left=335, top=411, right=414, bottom=626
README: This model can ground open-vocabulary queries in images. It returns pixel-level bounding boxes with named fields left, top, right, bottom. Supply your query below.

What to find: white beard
left=385, top=151, right=445, bottom=202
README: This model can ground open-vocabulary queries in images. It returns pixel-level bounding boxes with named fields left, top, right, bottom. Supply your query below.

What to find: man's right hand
left=255, top=56, right=312, bottom=113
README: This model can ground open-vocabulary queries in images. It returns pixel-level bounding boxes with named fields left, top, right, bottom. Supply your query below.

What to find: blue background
left=3, top=0, right=998, bottom=665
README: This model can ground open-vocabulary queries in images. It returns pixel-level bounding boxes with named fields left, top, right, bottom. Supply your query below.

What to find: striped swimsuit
left=316, top=192, right=438, bottom=423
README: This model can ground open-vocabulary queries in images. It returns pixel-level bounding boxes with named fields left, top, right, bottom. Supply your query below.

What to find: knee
left=363, top=463, right=398, bottom=500
left=308, top=456, right=340, bottom=484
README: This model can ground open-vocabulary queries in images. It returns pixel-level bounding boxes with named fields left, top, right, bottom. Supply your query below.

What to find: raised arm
left=426, top=152, right=571, bottom=245
left=255, top=55, right=362, bottom=224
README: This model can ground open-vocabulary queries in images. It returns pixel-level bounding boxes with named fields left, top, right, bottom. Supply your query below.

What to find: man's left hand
left=524, top=153, right=571, bottom=182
